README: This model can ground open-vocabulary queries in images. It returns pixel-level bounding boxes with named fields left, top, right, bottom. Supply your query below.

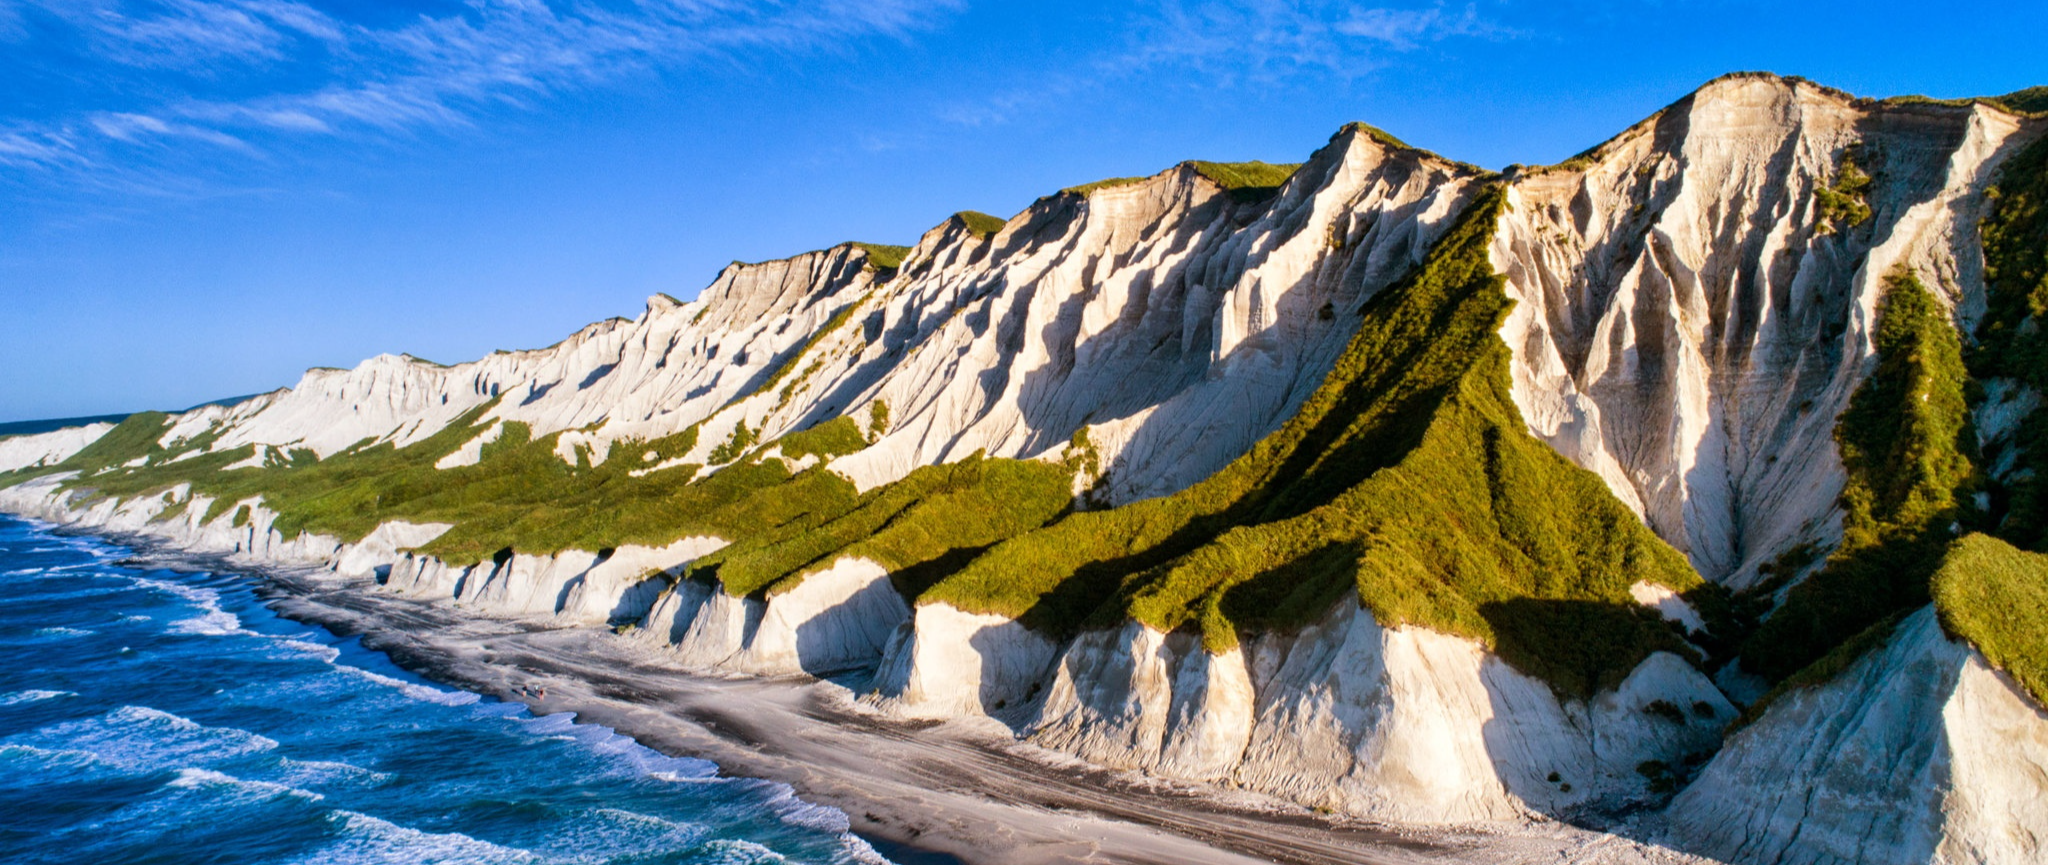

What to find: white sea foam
left=16, top=705, right=279, bottom=770
left=166, top=767, right=325, bottom=803
left=0, top=689, right=75, bottom=705
left=280, top=639, right=342, bottom=663
left=837, top=837, right=893, bottom=865
left=761, top=783, right=853, bottom=834
left=691, top=838, right=793, bottom=865
left=342, top=666, right=481, bottom=707
left=32, top=626, right=93, bottom=638
left=515, top=711, right=721, bottom=780
left=168, top=608, right=244, bottom=635
left=522, top=710, right=581, bottom=736
left=541, top=807, right=708, bottom=859
left=295, top=811, right=541, bottom=865
left=0, top=743, right=112, bottom=777
left=135, top=577, right=248, bottom=636
left=272, top=757, right=394, bottom=790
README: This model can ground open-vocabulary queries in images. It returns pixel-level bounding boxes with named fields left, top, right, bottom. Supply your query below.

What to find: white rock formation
left=1664, top=606, right=2048, bottom=865
left=1494, top=75, right=2038, bottom=587
left=332, top=521, right=451, bottom=579
left=871, top=603, right=1059, bottom=719
left=1029, top=601, right=1733, bottom=824
left=0, top=423, right=114, bottom=472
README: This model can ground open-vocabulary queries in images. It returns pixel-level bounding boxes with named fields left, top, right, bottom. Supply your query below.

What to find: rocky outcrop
left=1028, top=601, right=1732, bottom=824
left=615, top=557, right=909, bottom=677
left=870, top=603, right=1059, bottom=720
left=381, top=539, right=728, bottom=627
left=1664, top=606, right=2048, bottom=865
left=821, top=126, right=1485, bottom=502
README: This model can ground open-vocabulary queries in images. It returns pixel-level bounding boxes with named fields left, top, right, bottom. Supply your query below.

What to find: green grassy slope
left=19, top=402, right=870, bottom=567
left=851, top=243, right=912, bottom=272
left=685, top=454, right=1074, bottom=599
left=1933, top=533, right=2048, bottom=706
left=10, top=393, right=1074, bottom=604
left=920, top=188, right=1702, bottom=699
left=1061, top=160, right=1303, bottom=201
left=955, top=211, right=1008, bottom=239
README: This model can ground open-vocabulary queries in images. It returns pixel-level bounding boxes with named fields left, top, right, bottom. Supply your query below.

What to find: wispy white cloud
left=16, top=0, right=341, bottom=68
left=1126, top=0, right=1510, bottom=81
left=1, top=0, right=963, bottom=182
left=929, top=1, right=1513, bottom=131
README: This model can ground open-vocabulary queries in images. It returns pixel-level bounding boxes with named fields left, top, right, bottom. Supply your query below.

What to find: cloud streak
left=928, top=1, right=1511, bottom=132
left=1126, top=0, right=1510, bottom=82
left=1, top=0, right=962, bottom=182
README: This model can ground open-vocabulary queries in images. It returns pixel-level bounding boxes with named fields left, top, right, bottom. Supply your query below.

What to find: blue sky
left=3, top=0, right=2044, bottom=422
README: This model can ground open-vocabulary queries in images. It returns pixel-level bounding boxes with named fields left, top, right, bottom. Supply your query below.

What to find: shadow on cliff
left=791, top=569, right=913, bottom=677
left=1480, top=598, right=1697, bottom=703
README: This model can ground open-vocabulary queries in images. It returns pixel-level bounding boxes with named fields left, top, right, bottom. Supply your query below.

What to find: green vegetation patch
left=775, top=416, right=870, bottom=462
left=955, top=211, right=1007, bottom=239
left=1061, top=176, right=1150, bottom=198
left=1741, top=269, right=1977, bottom=683
left=1932, top=533, right=2048, bottom=707
left=1973, top=131, right=2048, bottom=550
left=33, top=400, right=876, bottom=569
left=918, top=188, right=1702, bottom=700
left=1815, top=142, right=1874, bottom=233
left=866, top=400, right=890, bottom=441
left=851, top=243, right=911, bottom=273
left=1883, top=87, right=2048, bottom=116
left=1189, top=161, right=1302, bottom=202
left=707, top=422, right=759, bottom=466
left=1993, top=86, right=2048, bottom=115
left=59, top=412, right=173, bottom=476
left=1340, top=121, right=1412, bottom=151
left=684, top=454, right=1075, bottom=599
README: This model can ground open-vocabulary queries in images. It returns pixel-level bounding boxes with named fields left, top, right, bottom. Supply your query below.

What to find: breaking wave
left=0, top=514, right=894, bottom=865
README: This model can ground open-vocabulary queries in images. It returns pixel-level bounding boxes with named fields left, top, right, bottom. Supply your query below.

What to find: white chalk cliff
left=5, top=72, right=2046, bottom=864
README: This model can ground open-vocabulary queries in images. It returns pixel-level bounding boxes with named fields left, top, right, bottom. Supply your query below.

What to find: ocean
left=0, top=514, right=893, bottom=864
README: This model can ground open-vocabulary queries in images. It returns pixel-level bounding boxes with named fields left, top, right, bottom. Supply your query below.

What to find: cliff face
left=816, top=129, right=1481, bottom=502
left=1496, top=75, right=2033, bottom=586
left=6, top=72, right=2048, bottom=864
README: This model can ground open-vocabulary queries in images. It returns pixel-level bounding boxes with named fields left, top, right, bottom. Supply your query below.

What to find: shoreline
left=38, top=517, right=1717, bottom=865
left=73, top=522, right=1431, bottom=865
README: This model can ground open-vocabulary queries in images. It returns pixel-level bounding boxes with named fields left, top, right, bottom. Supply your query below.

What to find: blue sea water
left=0, top=515, right=891, bottom=865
